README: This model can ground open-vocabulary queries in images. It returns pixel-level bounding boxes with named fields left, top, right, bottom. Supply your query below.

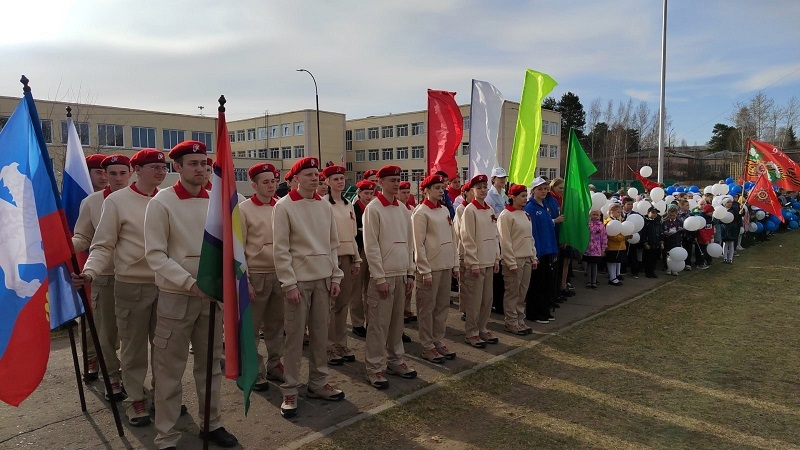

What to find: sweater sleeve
left=271, top=202, right=296, bottom=292
left=83, top=198, right=120, bottom=280
left=412, top=210, right=431, bottom=279
left=144, top=199, right=195, bottom=292
left=460, top=207, right=480, bottom=270
left=348, top=204, right=362, bottom=266
left=497, top=214, right=517, bottom=270
left=363, top=205, right=387, bottom=284
left=71, top=199, right=95, bottom=253
left=328, top=208, right=344, bottom=284
left=407, top=209, right=415, bottom=276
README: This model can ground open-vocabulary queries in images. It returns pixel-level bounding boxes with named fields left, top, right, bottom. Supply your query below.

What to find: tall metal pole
left=297, top=69, right=322, bottom=162
left=657, top=0, right=668, bottom=183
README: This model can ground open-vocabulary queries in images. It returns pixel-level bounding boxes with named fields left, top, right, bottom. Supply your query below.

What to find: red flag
left=744, top=140, right=800, bottom=191
left=427, top=90, right=463, bottom=178
left=746, top=173, right=784, bottom=222
left=632, top=168, right=660, bottom=192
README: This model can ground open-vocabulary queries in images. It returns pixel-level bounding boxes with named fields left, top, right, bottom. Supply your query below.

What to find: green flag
left=559, top=128, right=597, bottom=253
left=508, top=69, right=558, bottom=187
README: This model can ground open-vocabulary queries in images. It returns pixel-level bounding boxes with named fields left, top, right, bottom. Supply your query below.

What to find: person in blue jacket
left=523, top=177, right=559, bottom=323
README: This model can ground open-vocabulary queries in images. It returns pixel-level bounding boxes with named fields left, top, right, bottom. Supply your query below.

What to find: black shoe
left=403, top=315, right=417, bottom=323
left=200, top=426, right=238, bottom=448
left=352, top=326, right=367, bottom=337
left=402, top=333, right=412, bottom=343
left=547, top=315, right=556, bottom=321
left=252, top=380, right=269, bottom=392
left=608, top=279, right=623, bottom=286
left=534, top=318, right=550, bottom=324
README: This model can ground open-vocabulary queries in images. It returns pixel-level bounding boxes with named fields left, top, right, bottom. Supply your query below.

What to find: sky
left=2, top=0, right=799, bottom=146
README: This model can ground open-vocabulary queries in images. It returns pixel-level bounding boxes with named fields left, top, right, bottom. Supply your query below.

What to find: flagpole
left=657, top=0, right=668, bottom=184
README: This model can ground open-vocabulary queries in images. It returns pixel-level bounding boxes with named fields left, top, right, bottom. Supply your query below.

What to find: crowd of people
left=67, top=141, right=795, bottom=449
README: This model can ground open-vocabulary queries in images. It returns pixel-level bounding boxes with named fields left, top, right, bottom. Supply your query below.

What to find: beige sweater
left=412, top=199, right=458, bottom=278
left=72, top=190, right=114, bottom=276
left=239, top=196, right=277, bottom=274
left=497, top=206, right=537, bottom=270
left=144, top=183, right=209, bottom=295
left=363, top=193, right=415, bottom=284
left=272, top=190, right=344, bottom=292
left=84, top=184, right=158, bottom=283
left=454, top=202, right=467, bottom=264
left=323, top=195, right=361, bottom=262
left=459, top=200, right=500, bottom=270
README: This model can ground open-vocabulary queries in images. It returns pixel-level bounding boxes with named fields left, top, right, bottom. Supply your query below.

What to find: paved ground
left=0, top=270, right=668, bottom=450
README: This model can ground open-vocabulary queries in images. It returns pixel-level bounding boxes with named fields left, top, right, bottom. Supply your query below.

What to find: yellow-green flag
left=508, top=69, right=558, bottom=187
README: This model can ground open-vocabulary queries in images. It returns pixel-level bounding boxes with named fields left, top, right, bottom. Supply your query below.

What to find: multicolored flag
left=744, top=140, right=800, bottom=191
left=559, top=129, right=597, bottom=253
left=746, top=173, right=784, bottom=222
left=197, top=97, right=259, bottom=413
left=468, top=79, right=505, bottom=179
left=0, top=82, right=81, bottom=406
left=508, top=69, right=558, bottom=187
left=427, top=89, right=463, bottom=179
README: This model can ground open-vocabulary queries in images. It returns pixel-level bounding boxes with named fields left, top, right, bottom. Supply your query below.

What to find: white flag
left=469, top=79, right=504, bottom=179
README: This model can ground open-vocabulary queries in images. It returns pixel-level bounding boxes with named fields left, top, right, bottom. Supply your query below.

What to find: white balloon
left=711, top=183, right=729, bottom=196
left=713, top=206, right=728, bottom=219
left=627, top=187, right=639, bottom=198
left=748, top=222, right=758, bottom=232
left=654, top=200, right=667, bottom=213
left=626, top=213, right=645, bottom=232
left=668, top=247, right=688, bottom=261
left=755, top=210, right=766, bottom=220
left=665, top=195, right=675, bottom=204
left=721, top=211, right=734, bottom=223
left=640, top=165, right=653, bottom=178
left=620, top=221, right=635, bottom=236
left=591, top=192, right=607, bottom=211
left=627, top=233, right=640, bottom=244
left=667, top=258, right=685, bottom=272
left=683, top=216, right=703, bottom=231
left=688, top=198, right=698, bottom=209
left=606, top=219, right=623, bottom=236
left=601, top=204, right=610, bottom=216
left=650, top=187, right=665, bottom=202
left=706, top=242, right=723, bottom=258
left=703, top=185, right=714, bottom=195
left=712, top=196, right=723, bottom=207
left=635, top=201, right=651, bottom=215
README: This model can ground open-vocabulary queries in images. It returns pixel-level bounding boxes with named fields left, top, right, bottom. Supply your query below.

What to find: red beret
left=377, top=165, right=402, bottom=178
left=469, top=174, right=488, bottom=187
left=420, top=174, right=446, bottom=190
left=85, top=154, right=105, bottom=170
left=322, top=165, right=346, bottom=178
left=101, top=154, right=131, bottom=169
left=508, top=184, right=527, bottom=196
left=284, top=170, right=294, bottom=182
left=461, top=182, right=470, bottom=193
left=130, top=149, right=166, bottom=167
left=356, top=180, right=376, bottom=191
left=702, top=204, right=714, bottom=213
left=168, top=140, right=207, bottom=159
left=249, top=162, right=280, bottom=181
left=363, top=169, right=378, bottom=180
left=399, top=181, right=411, bottom=190
left=290, top=157, right=319, bottom=175
left=318, top=172, right=327, bottom=182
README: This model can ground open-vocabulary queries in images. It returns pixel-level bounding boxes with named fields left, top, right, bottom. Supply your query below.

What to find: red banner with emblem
left=744, top=140, right=800, bottom=191
left=746, top=173, right=784, bottom=222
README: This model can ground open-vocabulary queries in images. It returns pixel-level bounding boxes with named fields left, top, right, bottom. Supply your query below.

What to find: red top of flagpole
left=218, top=95, right=226, bottom=112
left=20, top=75, right=30, bottom=92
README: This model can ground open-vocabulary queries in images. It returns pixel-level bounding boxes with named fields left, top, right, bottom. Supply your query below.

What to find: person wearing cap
left=524, top=177, right=559, bottom=324
left=73, top=149, right=166, bottom=426
left=144, top=140, right=238, bottom=449
left=718, top=195, right=740, bottom=264
left=350, top=179, right=376, bottom=337
left=459, top=174, right=501, bottom=348
left=72, top=154, right=132, bottom=401
left=204, top=157, right=213, bottom=190
left=86, top=153, right=109, bottom=192
left=321, top=165, right=362, bottom=365
left=434, top=170, right=456, bottom=218
left=284, top=170, right=298, bottom=193
left=497, top=184, right=538, bottom=335
left=363, top=164, right=417, bottom=388
left=453, top=181, right=474, bottom=321
left=239, top=162, right=286, bottom=392
left=316, top=172, right=329, bottom=197
left=273, top=156, right=346, bottom=418
left=398, top=181, right=415, bottom=209
left=446, top=175, right=462, bottom=204
left=605, top=203, right=629, bottom=284
left=412, top=173, right=458, bottom=363
left=640, top=206, right=663, bottom=278
left=486, top=167, right=509, bottom=215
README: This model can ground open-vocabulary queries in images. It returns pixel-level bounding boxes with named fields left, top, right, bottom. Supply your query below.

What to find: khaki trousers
left=90, top=275, right=120, bottom=382
left=502, top=258, right=532, bottom=327
left=462, top=267, right=494, bottom=338
left=329, top=256, right=357, bottom=348
left=349, top=250, right=369, bottom=327
left=153, top=291, right=223, bottom=449
left=365, top=276, right=408, bottom=374
left=115, top=280, right=158, bottom=402
left=249, top=272, right=285, bottom=374
left=281, top=279, right=330, bottom=396
left=415, top=269, right=452, bottom=350
left=457, top=263, right=466, bottom=314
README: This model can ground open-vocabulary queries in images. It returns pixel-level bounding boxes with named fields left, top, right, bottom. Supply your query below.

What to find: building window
left=382, top=148, right=393, bottom=160
left=257, top=127, right=267, bottom=140
left=345, top=162, right=353, bottom=172
left=282, top=123, right=292, bottom=137
left=0, top=116, right=8, bottom=132
left=98, top=124, right=124, bottom=147
left=396, top=147, right=408, bottom=160
left=61, top=121, right=90, bottom=146
left=281, top=146, right=291, bottom=159
left=400, top=170, right=409, bottom=181
left=345, top=130, right=352, bottom=151
left=354, top=128, right=365, bottom=141
left=294, top=122, right=304, bottom=136
left=542, top=120, right=549, bottom=135
left=538, top=167, right=548, bottom=177
left=368, top=127, right=379, bottom=139
left=269, top=147, right=280, bottom=159
left=247, top=128, right=256, bottom=141
left=411, top=146, right=424, bottom=159
left=355, top=171, right=363, bottom=180
left=234, top=168, right=248, bottom=182
left=163, top=130, right=185, bottom=150
left=463, top=115, right=470, bottom=131
left=411, top=122, right=424, bottom=135
left=294, top=145, right=305, bottom=158
left=411, top=169, right=424, bottom=181
left=192, top=131, right=213, bottom=152
left=236, top=130, right=245, bottom=141
left=269, top=125, right=279, bottom=138
left=368, top=149, right=379, bottom=161
left=237, top=151, right=246, bottom=157
left=461, top=142, right=470, bottom=156
left=549, top=168, right=558, bottom=180
left=40, top=120, right=53, bottom=144
left=247, top=150, right=257, bottom=158
left=381, top=126, right=393, bottom=138
left=229, top=131, right=235, bottom=143
left=461, top=167, right=468, bottom=182
left=539, top=144, right=548, bottom=158
left=396, top=124, right=408, bottom=137
left=549, top=145, right=558, bottom=158
left=550, top=122, right=558, bottom=136
left=258, top=149, right=267, bottom=158
left=132, top=126, right=156, bottom=148
left=355, top=150, right=366, bottom=162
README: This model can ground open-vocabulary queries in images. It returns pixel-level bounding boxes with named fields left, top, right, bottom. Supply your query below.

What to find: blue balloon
left=689, top=185, right=700, bottom=193
left=768, top=214, right=782, bottom=224
left=730, top=185, right=742, bottom=195
left=765, top=221, right=779, bottom=232
left=666, top=186, right=676, bottom=195
left=756, top=222, right=764, bottom=233
left=793, top=202, right=800, bottom=209
left=676, top=186, right=685, bottom=193
left=745, top=182, right=755, bottom=190
left=790, top=221, right=799, bottom=230
left=725, top=177, right=735, bottom=185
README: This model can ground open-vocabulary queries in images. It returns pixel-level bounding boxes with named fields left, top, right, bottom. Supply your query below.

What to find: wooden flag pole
left=66, top=321, right=87, bottom=412
left=203, top=303, right=217, bottom=450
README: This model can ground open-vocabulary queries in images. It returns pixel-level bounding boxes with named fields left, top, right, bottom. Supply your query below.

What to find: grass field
left=310, top=232, right=800, bottom=449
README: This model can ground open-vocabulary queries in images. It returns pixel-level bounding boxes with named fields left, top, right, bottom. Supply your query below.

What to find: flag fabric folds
left=62, top=117, right=93, bottom=233
left=632, top=168, right=660, bottom=192
left=197, top=100, right=259, bottom=414
left=468, top=80, right=505, bottom=179
left=746, top=173, right=784, bottom=223
left=559, top=129, right=598, bottom=253
left=427, top=89, right=463, bottom=179
left=744, top=140, right=800, bottom=191
left=508, top=69, right=558, bottom=187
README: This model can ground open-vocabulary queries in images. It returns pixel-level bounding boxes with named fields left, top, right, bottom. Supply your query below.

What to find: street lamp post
left=296, top=69, right=322, bottom=163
